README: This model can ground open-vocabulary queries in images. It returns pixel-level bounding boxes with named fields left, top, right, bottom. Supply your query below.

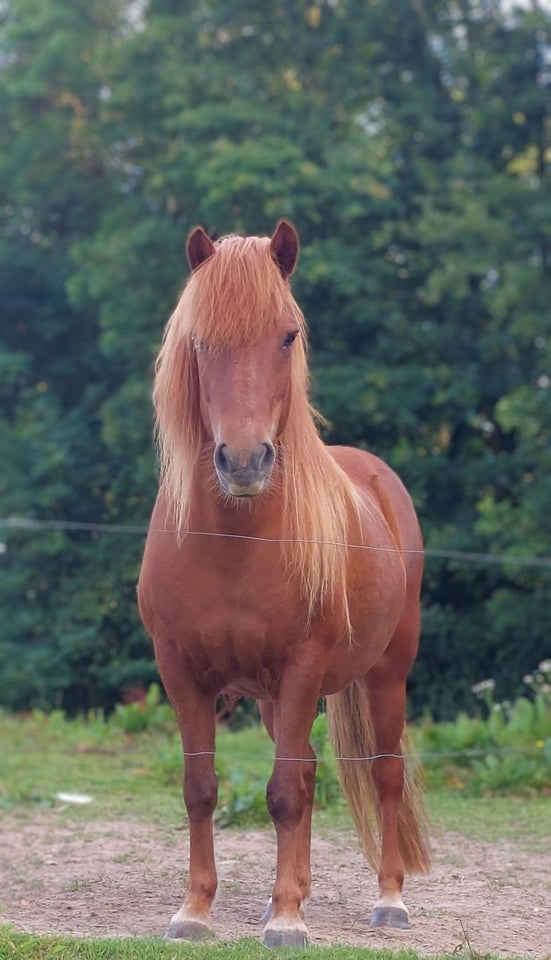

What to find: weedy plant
left=415, top=661, right=551, bottom=796
left=310, top=712, right=342, bottom=808
left=215, top=766, right=268, bottom=828
left=111, top=683, right=176, bottom=734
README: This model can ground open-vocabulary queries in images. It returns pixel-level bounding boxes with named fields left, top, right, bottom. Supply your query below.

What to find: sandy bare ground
left=1, top=811, right=550, bottom=957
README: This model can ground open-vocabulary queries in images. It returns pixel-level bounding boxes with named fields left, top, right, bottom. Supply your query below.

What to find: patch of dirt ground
left=1, top=811, right=550, bottom=956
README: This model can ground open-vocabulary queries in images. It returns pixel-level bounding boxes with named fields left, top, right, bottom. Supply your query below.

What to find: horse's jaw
left=217, top=476, right=270, bottom=499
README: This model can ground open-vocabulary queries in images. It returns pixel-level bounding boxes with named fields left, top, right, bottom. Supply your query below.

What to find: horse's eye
left=282, top=330, right=299, bottom=349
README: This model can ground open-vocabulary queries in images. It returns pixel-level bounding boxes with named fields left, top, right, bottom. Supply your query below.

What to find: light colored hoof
left=263, top=911, right=309, bottom=948
left=263, top=928, right=309, bottom=948
left=164, top=920, right=214, bottom=940
left=370, top=905, right=410, bottom=929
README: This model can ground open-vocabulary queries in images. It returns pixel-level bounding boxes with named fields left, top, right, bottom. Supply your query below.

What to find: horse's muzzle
left=213, top=441, right=275, bottom=497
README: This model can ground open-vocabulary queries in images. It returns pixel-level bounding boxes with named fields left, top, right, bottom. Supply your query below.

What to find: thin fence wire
left=1, top=516, right=551, bottom=568
left=2, top=516, right=550, bottom=761
left=183, top=745, right=548, bottom=763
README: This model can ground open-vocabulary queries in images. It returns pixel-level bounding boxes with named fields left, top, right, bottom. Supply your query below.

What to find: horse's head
left=186, top=221, right=302, bottom=498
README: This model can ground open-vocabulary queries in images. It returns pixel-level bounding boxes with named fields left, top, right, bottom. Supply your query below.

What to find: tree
left=1, top=0, right=549, bottom=717
left=0, top=0, right=155, bottom=710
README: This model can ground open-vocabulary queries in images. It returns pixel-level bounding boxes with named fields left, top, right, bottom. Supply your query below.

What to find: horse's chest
left=165, top=556, right=306, bottom=688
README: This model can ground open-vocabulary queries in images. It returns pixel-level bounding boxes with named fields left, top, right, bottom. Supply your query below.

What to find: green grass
left=426, top=789, right=551, bottom=845
left=0, top=927, right=455, bottom=960
left=0, top=711, right=276, bottom=825
left=0, top=710, right=181, bottom=823
left=2, top=709, right=551, bottom=841
left=2, top=709, right=550, bottom=960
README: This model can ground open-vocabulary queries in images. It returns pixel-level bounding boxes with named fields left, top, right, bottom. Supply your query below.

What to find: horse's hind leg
left=363, top=662, right=410, bottom=928
left=260, top=677, right=319, bottom=947
left=364, top=609, right=429, bottom=929
left=160, top=671, right=218, bottom=941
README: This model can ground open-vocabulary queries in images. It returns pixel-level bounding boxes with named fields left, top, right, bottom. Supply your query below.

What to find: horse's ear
left=187, top=227, right=215, bottom=271
left=270, top=220, right=299, bottom=279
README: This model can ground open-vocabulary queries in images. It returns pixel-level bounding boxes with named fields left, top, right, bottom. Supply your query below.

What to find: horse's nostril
left=214, top=443, right=230, bottom=474
left=249, top=442, right=275, bottom=474
left=260, top=442, right=275, bottom=470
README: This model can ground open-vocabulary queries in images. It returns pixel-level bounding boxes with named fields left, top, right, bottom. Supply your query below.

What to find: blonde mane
left=153, top=234, right=364, bottom=624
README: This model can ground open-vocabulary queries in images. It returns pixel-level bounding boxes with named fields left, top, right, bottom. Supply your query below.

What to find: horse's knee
left=266, top=773, right=307, bottom=827
left=184, top=769, right=218, bottom=823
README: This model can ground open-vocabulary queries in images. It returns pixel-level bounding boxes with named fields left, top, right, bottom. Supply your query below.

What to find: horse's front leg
left=262, top=675, right=319, bottom=947
left=163, top=679, right=218, bottom=942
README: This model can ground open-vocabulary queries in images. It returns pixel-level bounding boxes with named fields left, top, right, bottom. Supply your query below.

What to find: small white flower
left=523, top=675, right=535, bottom=685
left=537, top=659, right=551, bottom=674
left=471, top=679, right=495, bottom=697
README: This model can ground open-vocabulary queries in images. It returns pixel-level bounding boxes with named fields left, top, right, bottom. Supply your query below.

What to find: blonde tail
left=325, top=681, right=430, bottom=874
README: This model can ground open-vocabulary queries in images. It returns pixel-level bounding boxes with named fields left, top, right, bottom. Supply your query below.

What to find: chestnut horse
left=138, top=221, right=429, bottom=947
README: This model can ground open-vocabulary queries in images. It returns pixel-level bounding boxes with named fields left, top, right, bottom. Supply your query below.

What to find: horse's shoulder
left=327, top=445, right=421, bottom=549
left=326, top=444, right=393, bottom=485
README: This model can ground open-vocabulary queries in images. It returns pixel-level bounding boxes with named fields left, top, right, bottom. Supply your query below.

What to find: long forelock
left=176, top=234, right=304, bottom=347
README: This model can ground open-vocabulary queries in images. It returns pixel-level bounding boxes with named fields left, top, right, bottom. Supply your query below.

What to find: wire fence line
left=1, top=515, right=551, bottom=568
left=184, top=745, right=549, bottom=763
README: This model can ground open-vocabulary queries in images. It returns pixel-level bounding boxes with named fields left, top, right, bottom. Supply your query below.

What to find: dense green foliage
left=0, top=0, right=550, bottom=717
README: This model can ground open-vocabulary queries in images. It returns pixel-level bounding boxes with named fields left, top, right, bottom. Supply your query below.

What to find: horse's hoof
left=164, top=920, right=213, bottom=940
left=370, top=906, right=410, bottom=929
left=263, top=928, right=309, bottom=948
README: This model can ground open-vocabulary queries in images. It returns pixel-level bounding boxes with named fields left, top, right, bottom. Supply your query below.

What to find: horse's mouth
left=217, top=475, right=269, bottom=498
